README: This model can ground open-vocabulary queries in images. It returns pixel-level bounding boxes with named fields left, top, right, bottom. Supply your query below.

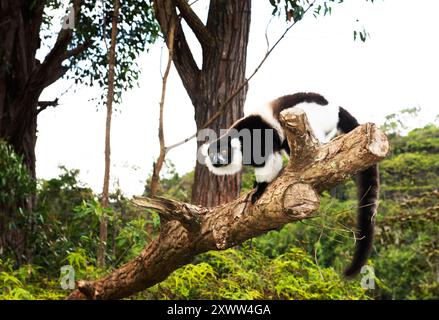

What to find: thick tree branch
left=36, top=98, right=59, bottom=115
left=28, top=0, right=45, bottom=58
left=67, top=109, right=389, bottom=300
left=173, top=0, right=214, bottom=48
left=133, top=196, right=203, bottom=234
left=28, top=0, right=92, bottom=92
left=62, top=38, right=93, bottom=60
left=153, top=0, right=200, bottom=98
left=40, top=0, right=82, bottom=69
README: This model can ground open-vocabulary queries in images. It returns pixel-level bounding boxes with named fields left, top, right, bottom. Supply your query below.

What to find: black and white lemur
left=200, top=92, right=379, bottom=277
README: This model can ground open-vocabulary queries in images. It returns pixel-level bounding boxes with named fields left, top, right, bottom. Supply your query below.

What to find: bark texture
left=154, top=0, right=251, bottom=207
left=67, top=109, right=390, bottom=300
left=0, top=0, right=85, bottom=262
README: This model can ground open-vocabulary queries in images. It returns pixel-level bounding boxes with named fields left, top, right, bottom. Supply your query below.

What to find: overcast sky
left=36, top=0, right=439, bottom=196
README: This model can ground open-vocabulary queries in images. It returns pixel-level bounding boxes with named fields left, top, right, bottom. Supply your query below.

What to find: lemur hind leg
left=251, top=181, right=268, bottom=204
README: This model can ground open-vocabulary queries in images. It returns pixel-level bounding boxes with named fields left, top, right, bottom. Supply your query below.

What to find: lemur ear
left=200, top=143, right=209, bottom=157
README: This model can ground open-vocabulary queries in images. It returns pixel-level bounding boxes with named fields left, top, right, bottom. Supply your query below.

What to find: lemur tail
left=337, top=107, right=380, bottom=277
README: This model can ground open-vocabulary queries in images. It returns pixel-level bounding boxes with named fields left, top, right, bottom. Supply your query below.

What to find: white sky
left=36, top=0, right=439, bottom=196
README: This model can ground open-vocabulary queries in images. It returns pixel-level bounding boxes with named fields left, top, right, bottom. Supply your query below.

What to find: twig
left=150, top=17, right=176, bottom=196
left=99, top=0, right=120, bottom=268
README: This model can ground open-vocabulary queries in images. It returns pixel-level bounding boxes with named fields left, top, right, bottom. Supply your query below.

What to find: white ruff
left=255, top=152, right=283, bottom=183
left=202, top=138, right=243, bottom=175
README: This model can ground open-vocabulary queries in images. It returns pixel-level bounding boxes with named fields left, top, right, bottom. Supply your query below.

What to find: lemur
left=200, top=92, right=379, bottom=277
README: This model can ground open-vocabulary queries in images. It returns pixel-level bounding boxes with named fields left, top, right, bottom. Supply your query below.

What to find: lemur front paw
left=251, top=182, right=268, bottom=204
left=250, top=192, right=259, bottom=205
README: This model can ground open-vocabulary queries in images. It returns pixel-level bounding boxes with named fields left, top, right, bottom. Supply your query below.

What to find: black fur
left=208, top=92, right=329, bottom=168
left=252, top=181, right=268, bottom=204
left=206, top=94, right=379, bottom=278
left=271, top=92, right=329, bottom=118
left=207, top=115, right=283, bottom=168
left=338, top=107, right=379, bottom=277
left=337, top=107, right=359, bottom=133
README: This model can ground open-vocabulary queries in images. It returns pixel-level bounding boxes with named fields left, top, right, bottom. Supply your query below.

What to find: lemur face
left=207, top=136, right=232, bottom=167
left=201, top=134, right=243, bottom=175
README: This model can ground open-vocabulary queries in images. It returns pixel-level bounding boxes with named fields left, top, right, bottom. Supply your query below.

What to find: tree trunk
left=0, top=0, right=45, bottom=262
left=191, top=1, right=251, bottom=207
left=154, top=0, right=251, bottom=207
left=0, top=0, right=85, bottom=263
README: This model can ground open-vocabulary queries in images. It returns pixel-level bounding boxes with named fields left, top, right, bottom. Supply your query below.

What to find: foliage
left=381, top=153, right=439, bottom=193
left=141, top=246, right=368, bottom=300
left=144, top=160, right=193, bottom=202
left=391, top=124, right=439, bottom=155
left=32, top=167, right=95, bottom=271
left=0, top=141, right=36, bottom=260
left=30, top=166, right=161, bottom=275
left=380, top=123, right=439, bottom=199
left=268, top=0, right=374, bottom=42
left=0, top=112, right=437, bottom=300
left=0, top=258, right=63, bottom=300
left=42, top=0, right=160, bottom=104
left=0, top=141, right=35, bottom=207
left=381, top=107, right=421, bottom=136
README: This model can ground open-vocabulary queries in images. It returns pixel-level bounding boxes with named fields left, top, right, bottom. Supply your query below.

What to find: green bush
left=1, top=120, right=437, bottom=300
left=0, top=140, right=36, bottom=261
left=381, top=153, right=439, bottom=191
left=142, top=247, right=368, bottom=300
left=0, top=258, right=63, bottom=300
left=0, top=140, right=35, bottom=207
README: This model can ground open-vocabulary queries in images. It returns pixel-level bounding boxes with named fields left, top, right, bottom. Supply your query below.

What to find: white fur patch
left=255, top=152, right=283, bottom=183
left=293, top=102, right=340, bottom=143
left=323, top=127, right=338, bottom=143
left=203, top=138, right=243, bottom=175
left=231, top=138, right=241, bottom=149
left=200, top=143, right=209, bottom=157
